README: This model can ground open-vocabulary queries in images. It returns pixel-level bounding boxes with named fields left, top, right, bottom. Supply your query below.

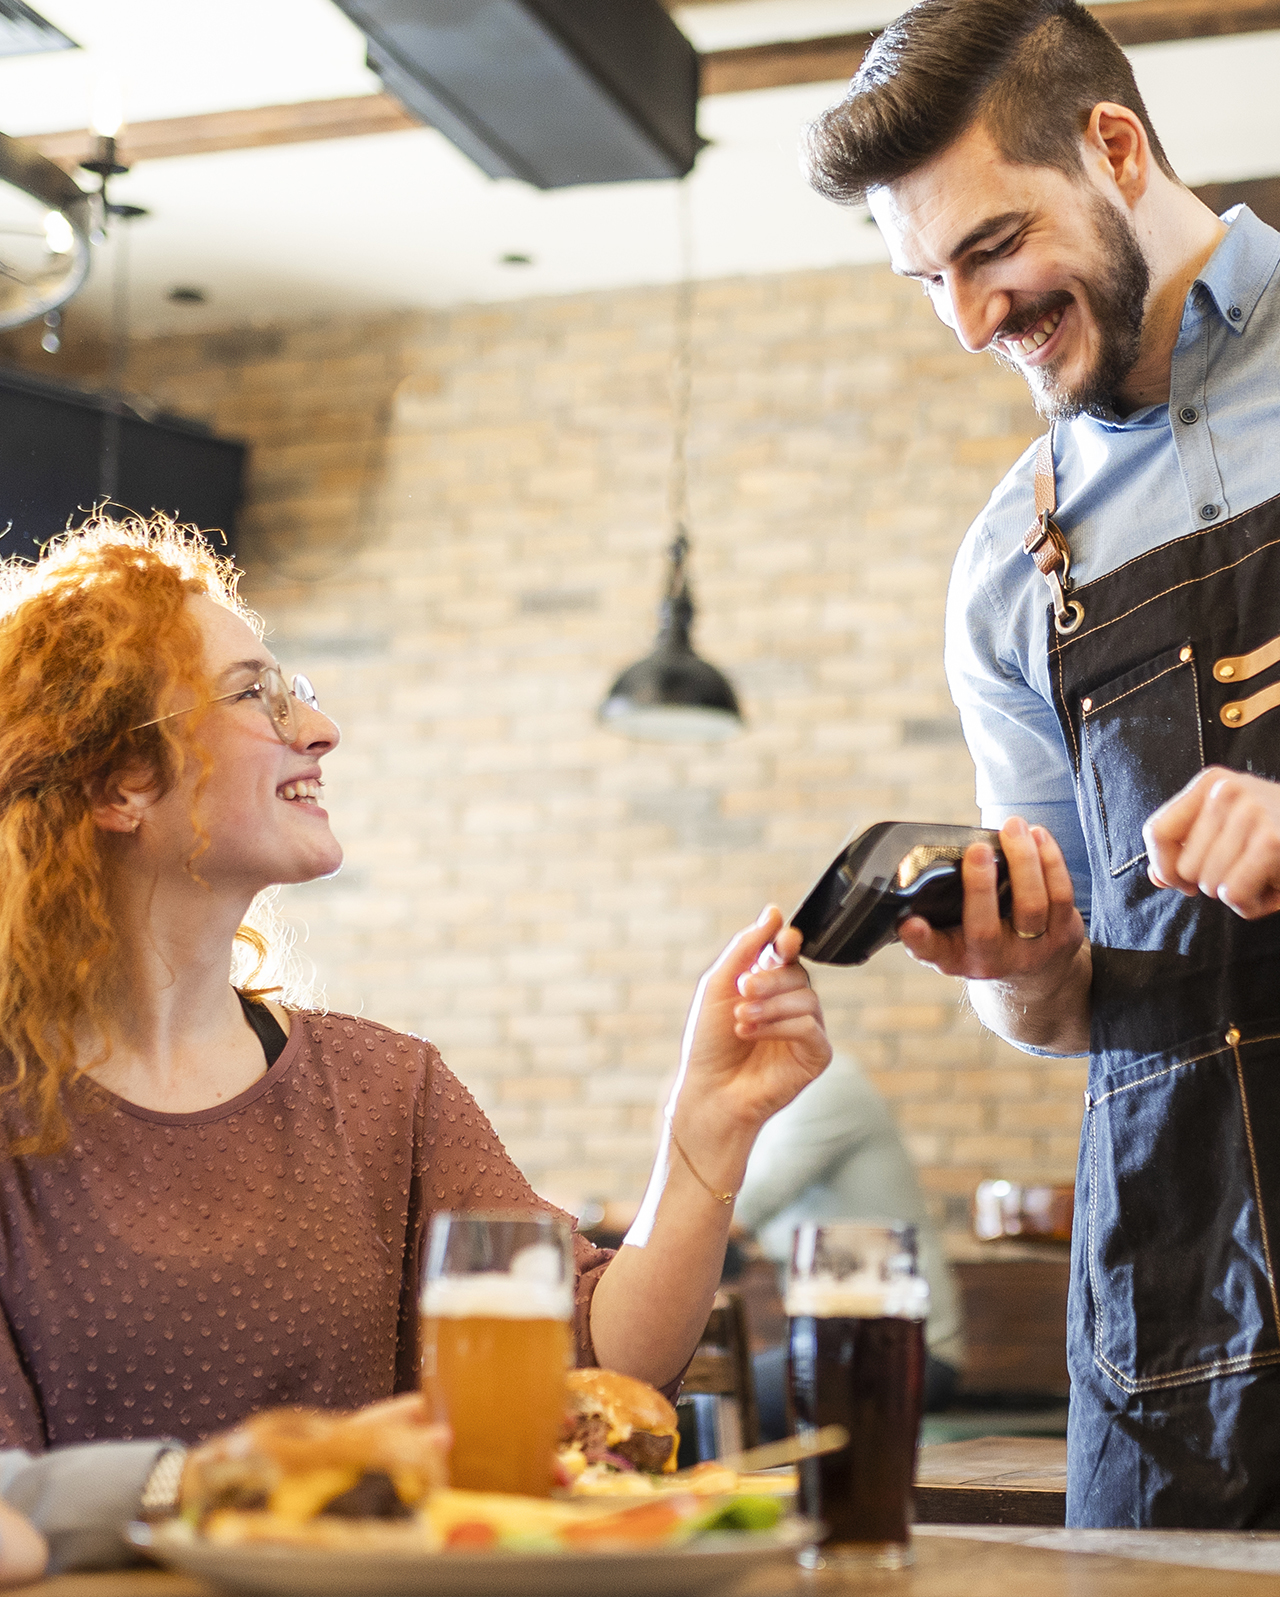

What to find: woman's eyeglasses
left=129, top=667, right=322, bottom=746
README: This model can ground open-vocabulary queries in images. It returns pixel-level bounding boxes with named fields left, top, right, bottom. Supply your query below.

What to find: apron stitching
left=1059, top=487, right=1280, bottom=600
left=1238, top=1029, right=1280, bottom=1049
left=1087, top=750, right=1117, bottom=870
left=1087, top=1109, right=1105, bottom=1360
left=1057, top=534, right=1280, bottom=652
left=1191, top=651, right=1207, bottom=768
left=1089, top=1042, right=1230, bottom=1105
left=1231, top=1037, right=1280, bottom=1338
left=1085, top=657, right=1190, bottom=716
left=1083, top=658, right=1202, bottom=878
left=1051, top=625, right=1081, bottom=775
left=1095, top=1346, right=1280, bottom=1395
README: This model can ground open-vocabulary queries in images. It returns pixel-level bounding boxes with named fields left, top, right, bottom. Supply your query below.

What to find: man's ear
left=1086, top=101, right=1151, bottom=210
left=88, top=766, right=156, bottom=835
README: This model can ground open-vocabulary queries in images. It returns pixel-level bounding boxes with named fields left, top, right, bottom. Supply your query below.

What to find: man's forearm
left=966, top=941, right=1093, bottom=1055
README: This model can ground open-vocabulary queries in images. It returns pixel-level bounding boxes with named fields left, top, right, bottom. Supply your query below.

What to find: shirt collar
left=1074, top=206, right=1280, bottom=434
left=1192, top=204, right=1280, bottom=336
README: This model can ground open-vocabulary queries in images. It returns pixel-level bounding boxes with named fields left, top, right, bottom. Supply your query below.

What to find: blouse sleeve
left=419, top=1048, right=617, bottom=1371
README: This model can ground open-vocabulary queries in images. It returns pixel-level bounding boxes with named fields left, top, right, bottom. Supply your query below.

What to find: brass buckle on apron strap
left=1022, top=425, right=1084, bottom=636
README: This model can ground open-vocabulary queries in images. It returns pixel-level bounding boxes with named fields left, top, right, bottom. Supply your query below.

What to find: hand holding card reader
left=790, top=821, right=1013, bottom=966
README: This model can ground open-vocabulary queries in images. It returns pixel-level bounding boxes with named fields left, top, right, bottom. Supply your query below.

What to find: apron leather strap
left=1022, top=424, right=1084, bottom=635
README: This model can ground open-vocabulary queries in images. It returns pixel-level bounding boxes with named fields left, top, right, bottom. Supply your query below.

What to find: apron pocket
left=1081, top=642, right=1205, bottom=877
left=1086, top=1033, right=1280, bottom=1394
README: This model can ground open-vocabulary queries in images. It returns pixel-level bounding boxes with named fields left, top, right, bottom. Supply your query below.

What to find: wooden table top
left=915, top=1435, right=1068, bottom=1526
left=23, top=1527, right=1280, bottom=1597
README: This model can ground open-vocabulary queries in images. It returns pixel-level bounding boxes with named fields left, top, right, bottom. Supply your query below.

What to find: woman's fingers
left=734, top=982, right=820, bottom=1030
left=706, top=906, right=785, bottom=993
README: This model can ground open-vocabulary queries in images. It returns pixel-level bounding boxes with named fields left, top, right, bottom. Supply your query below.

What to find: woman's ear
left=88, top=767, right=155, bottom=835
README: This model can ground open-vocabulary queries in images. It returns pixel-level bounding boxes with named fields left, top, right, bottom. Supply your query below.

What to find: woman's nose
left=295, top=703, right=340, bottom=753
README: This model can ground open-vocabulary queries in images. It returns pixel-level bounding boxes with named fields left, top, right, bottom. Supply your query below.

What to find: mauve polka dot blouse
left=0, top=1012, right=614, bottom=1449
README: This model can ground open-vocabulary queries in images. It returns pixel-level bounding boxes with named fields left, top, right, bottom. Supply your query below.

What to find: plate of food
left=130, top=1397, right=808, bottom=1597
left=558, top=1368, right=795, bottom=1505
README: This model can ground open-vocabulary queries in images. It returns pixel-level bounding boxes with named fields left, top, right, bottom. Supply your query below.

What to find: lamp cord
left=666, top=178, right=694, bottom=565
left=98, top=211, right=130, bottom=504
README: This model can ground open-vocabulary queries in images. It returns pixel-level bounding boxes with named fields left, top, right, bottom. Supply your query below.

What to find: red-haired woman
left=0, top=519, right=829, bottom=1558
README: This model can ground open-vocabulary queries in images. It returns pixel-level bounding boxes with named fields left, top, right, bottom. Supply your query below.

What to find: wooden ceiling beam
left=20, top=94, right=421, bottom=171
left=701, top=32, right=872, bottom=96
left=17, top=0, right=1280, bottom=167
left=702, top=0, right=1280, bottom=95
left=1097, top=0, right=1280, bottom=46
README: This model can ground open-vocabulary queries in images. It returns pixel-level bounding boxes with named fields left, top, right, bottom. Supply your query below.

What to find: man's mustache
left=995, top=292, right=1073, bottom=343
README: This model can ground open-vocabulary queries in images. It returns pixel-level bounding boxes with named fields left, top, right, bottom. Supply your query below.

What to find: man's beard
left=993, top=199, right=1151, bottom=421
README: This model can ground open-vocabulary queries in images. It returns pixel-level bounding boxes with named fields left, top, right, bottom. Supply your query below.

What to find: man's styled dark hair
left=805, top=0, right=1176, bottom=205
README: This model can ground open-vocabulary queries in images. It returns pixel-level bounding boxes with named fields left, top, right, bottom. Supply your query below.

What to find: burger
left=559, top=1368, right=679, bottom=1489
left=180, top=1405, right=449, bottom=1547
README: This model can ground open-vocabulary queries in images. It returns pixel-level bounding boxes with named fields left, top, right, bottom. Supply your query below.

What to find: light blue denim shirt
left=946, top=206, right=1280, bottom=930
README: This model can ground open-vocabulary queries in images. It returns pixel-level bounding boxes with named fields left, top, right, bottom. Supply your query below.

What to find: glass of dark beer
left=786, top=1221, right=928, bottom=1571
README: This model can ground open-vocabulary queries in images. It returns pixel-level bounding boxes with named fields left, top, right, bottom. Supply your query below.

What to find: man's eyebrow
left=897, top=211, right=1029, bottom=278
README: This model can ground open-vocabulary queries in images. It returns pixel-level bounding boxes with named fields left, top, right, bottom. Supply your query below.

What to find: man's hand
left=898, top=816, right=1085, bottom=978
left=1145, top=767, right=1280, bottom=919
left=898, top=817, right=1090, bottom=1055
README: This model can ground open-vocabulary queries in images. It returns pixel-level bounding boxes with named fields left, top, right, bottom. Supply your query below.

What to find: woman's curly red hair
left=0, top=514, right=262, bottom=1154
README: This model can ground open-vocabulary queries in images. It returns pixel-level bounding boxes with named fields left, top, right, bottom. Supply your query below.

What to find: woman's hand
left=589, top=908, right=829, bottom=1386
left=0, top=1501, right=46, bottom=1589
left=676, top=906, right=831, bottom=1134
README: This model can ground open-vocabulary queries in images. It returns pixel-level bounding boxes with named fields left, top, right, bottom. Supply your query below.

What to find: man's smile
left=995, top=298, right=1071, bottom=364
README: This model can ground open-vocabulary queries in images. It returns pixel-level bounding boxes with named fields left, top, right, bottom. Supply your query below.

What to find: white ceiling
left=2, top=0, right=1279, bottom=336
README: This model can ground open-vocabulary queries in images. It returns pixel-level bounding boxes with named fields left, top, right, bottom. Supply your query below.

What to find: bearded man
left=806, top=0, right=1280, bottom=1530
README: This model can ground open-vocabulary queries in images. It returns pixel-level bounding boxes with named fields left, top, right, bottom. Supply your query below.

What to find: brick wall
left=2, top=263, right=1086, bottom=1229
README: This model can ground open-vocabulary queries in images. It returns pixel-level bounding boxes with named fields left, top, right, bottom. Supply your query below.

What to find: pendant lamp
left=599, top=184, right=743, bottom=743
left=599, top=529, right=742, bottom=741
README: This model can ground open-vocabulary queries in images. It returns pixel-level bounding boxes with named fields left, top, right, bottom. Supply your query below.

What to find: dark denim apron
left=1035, top=450, right=1280, bottom=1527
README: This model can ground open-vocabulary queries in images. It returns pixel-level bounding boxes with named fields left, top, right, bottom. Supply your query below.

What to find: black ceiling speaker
left=331, top=0, right=701, bottom=189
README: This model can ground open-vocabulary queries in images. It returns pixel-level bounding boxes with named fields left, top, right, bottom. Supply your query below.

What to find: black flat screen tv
left=0, top=366, right=246, bottom=565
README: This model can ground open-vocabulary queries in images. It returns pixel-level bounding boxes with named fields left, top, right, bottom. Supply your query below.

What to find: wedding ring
left=1014, top=925, right=1048, bottom=941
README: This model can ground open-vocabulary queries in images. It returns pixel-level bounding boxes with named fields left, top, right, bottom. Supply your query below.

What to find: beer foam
left=422, top=1272, right=572, bottom=1320
left=786, top=1273, right=929, bottom=1321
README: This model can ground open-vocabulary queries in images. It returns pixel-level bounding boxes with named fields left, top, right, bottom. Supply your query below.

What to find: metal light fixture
left=599, top=186, right=743, bottom=743
left=78, top=75, right=151, bottom=503
left=0, top=132, right=90, bottom=331
left=599, top=529, right=742, bottom=741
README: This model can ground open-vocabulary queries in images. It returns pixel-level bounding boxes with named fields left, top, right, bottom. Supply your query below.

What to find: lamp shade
left=599, top=582, right=743, bottom=743
left=0, top=133, right=90, bottom=331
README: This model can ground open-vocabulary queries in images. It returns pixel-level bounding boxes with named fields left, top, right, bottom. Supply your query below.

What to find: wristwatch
left=138, top=1445, right=187, bottom=1523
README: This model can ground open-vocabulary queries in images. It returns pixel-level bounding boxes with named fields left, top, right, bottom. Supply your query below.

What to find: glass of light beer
left=787, top=1221, right=928, bottom=1571
left=421, top=1211, right=573, bottom=1496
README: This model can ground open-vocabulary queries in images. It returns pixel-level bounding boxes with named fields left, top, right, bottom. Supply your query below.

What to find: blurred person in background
left=735, top=1053, right=962, bottom=1438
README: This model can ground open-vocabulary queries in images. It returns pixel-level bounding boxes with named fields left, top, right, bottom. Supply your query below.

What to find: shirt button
left=1229, top=305, right=1244, bottom=321
left=1201, top=504, right=1220, bottom=520
left=1179, top=406, right=1199, bottom=424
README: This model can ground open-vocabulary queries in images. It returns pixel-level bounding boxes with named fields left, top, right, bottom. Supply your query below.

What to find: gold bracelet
left=668, top=1123, right=736, bottom=1207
